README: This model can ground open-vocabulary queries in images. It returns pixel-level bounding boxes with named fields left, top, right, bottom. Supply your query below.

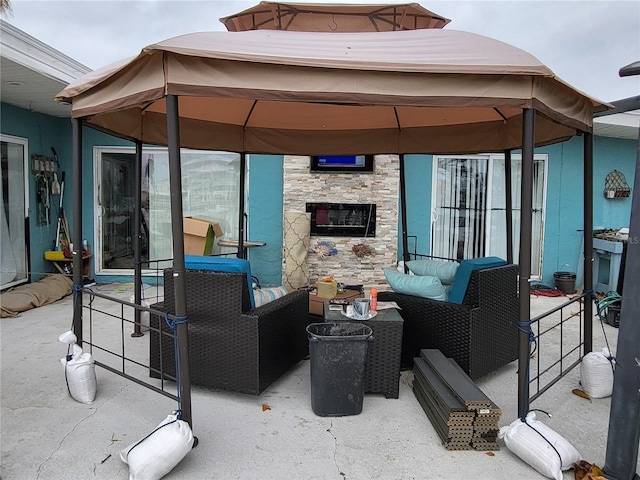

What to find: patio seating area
left=1, top=285, right=635, bottom=480
left=150, top=268, right=310, bottom=394
left=379, top=262, right=519, bottom=376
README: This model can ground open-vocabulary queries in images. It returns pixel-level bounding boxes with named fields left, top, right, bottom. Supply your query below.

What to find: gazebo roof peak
left=219, top=1, right=450, bottom=32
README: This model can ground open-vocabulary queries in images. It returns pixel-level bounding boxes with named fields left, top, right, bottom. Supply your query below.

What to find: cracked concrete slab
left=1, top=288, right=636, bottom=479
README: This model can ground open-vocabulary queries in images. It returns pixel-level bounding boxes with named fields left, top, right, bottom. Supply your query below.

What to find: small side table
left=324, top=304, right=403, bottom=399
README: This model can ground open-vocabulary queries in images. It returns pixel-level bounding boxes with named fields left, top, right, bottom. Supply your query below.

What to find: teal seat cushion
left=184, top=255, right=255, bottom=308
left=383, top=268, right=448, bottom=301
left=405, top=258, right=460, bottom=285
left=447, top=256, right=507, bottom=304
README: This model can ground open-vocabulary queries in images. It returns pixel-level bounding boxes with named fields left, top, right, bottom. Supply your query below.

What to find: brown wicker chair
left=378, top=264, right=519, bottom=379
left=150, top=268, right=310, bottom=394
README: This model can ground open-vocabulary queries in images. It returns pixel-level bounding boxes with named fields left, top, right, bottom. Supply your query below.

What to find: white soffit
left=594, top=110, right=640, bottom=140
left=0, top=19, right=90, bottom=117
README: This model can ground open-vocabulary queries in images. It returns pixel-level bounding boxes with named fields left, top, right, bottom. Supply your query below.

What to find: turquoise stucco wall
left=539, top=135, right=636, bottom=286
left=1, top=103, right=71, bottom=281
left=1, top=103, right=133, bottom=283
left=399, top=137, right=637, bottom=287
left=246, top=155, right=284, bottom=286
left=3, top=102, right=637, bottom=289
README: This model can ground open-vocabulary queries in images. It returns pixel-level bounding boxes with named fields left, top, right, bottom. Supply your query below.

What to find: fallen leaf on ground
left=574, top=460, right=603, bottom=480
left=262, top=404, right=271, bottom=411
left=572, top=388, right=592, bottom=401
left=485, top=452, right=495, bottom=456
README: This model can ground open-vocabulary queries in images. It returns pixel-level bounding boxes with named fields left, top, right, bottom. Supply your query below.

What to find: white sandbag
left=120, top=412, right=194, bottom=480
left=498, top=412, right=581, bottom=480
left=129, top=295, right=150, bottom=332
left=59, top=331, right=97, bottom=404
left=580, top=347, right=615, bottom=398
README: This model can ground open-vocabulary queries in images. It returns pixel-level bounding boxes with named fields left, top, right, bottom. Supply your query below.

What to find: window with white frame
left=94, top=147, right=242, bottom=274
left=430, top=154, right=547, bottom=278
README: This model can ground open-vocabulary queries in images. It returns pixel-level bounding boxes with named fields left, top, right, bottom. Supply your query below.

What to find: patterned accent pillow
left=253, top=286, right=289, bottom=307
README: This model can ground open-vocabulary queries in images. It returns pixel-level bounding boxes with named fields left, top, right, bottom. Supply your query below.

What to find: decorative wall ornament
left=604, top=170, right=631, bottom=199
left=312, top=241, right=338, bottom=259
left=352, top=243, right=375, bottom=258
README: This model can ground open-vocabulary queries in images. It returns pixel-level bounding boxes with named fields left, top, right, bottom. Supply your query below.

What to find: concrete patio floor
left=1, top=283, right=634, bottom=480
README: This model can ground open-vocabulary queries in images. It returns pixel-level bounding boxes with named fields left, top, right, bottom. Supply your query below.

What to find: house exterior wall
left=3, top=102, right=637, bottom=289
left=1, top=102, right=132, bottom=283
left=400, top=136, right=637, bottom=288
left=1, top=102, right=70, bottom=281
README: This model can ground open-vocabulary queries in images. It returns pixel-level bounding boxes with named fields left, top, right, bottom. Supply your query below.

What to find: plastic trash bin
left=306, top=322, right=373, bottom=417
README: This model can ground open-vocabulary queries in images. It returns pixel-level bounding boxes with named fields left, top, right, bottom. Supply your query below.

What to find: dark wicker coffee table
left=324, top=304, right=403, bottom=399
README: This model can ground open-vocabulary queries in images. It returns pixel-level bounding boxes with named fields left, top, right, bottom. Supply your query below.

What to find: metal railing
left=403, top=241, right=590, bottom=405
left=80, top=286, right=180, bottom=402
left=528, top=293, right=587, bottom=403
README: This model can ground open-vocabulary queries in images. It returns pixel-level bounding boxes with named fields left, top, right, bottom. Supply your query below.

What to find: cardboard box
left=183, top=217, right=224, bottom=255
left=309, top=289, right=362, bottom=317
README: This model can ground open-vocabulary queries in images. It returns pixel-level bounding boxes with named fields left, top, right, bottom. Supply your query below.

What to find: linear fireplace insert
left=306, top=202, right=376, bottom=237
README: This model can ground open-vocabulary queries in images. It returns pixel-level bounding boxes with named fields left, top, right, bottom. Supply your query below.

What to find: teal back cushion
left=383, top=268, right=448, bottom=301
left=184, top=255, right=255, bottom=308
left=405, top=258, right=459, bottom=285
left=447, top=257, right=507, bottom=304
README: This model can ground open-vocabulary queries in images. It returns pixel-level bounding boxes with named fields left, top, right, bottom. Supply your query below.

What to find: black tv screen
left=310, top=155, right=374, bottom=173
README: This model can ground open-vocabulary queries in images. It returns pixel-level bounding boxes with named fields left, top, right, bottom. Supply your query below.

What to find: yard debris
left=261, top=403, right=271, bottom=411
left=572, top=388, right=592, bottom=401
left=574, top=460, right=605, bottom=480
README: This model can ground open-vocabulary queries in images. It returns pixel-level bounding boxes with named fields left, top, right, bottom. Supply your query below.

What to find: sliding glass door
left=1, top=134, right=29, bottom=289
left=94, top=147, right=241, bottom=274
left=431, top=154, right=547, bottom=278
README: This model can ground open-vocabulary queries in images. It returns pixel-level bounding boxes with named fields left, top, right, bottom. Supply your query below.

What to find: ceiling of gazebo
left=56, top=28, right=608, bottom=155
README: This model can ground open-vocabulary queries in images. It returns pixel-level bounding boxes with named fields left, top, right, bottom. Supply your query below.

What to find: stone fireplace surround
left=283, top=155, right=399, bottom=288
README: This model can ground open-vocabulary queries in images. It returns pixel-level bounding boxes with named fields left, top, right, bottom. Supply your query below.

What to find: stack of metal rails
left=413, top=349, right=501, bottom=451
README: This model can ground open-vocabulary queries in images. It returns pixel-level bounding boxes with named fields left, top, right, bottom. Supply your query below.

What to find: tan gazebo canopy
left=56, top=28, right=606, bottom=156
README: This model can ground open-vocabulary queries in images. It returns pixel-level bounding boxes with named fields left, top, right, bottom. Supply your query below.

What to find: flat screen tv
left=310, top=155, right=374, bottom=173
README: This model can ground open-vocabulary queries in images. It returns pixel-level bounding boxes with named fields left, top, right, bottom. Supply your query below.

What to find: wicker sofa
left=378, top=262, right=519, bottom=379
left=150, top=267, right=310, bottom=395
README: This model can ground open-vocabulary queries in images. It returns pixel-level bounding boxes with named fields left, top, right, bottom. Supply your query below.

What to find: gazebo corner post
left=517, top=108, right=535, bottom=417
left=166, top=94, right=193, bottom=429
left=583, top=133, right=594, bottom=354
left=132, top=139, right=144, bottom=337
left=237, top=153, right=247, bottom=259
left=399, top=154, right=410, bottom=265
left=603, top=128, right=640, bottom=480
left=71, top=118, right=83, bottom=345
left=504, top=149, right=514, bottom=264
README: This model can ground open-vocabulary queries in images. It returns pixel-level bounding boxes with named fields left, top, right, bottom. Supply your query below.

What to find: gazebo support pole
left=166, top=94, right=193, bottom=428
left=603, top=131, right=640, bottom=480
left=72, top=118, right=83, bottom=345
left=237, top=153, right=246, bottom=259
left=504, top=149, right=514, bottom=264
left=132, top=139, right=144, bottom=337
left=583, top=133, right=593, bottom=354
left=517, top=108, right=534, bottom=417
left=399, top=154, right=410, bottom=265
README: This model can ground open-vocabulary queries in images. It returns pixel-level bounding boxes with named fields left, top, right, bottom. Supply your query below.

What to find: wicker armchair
left=378, top=264, right=519, bottom=379
left=150, top=268, right=310, bottom=394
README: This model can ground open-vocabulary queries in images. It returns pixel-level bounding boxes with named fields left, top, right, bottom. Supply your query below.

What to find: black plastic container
left=606, top=305, right=621, bottom=328
left=554, top=271, right=576, bottom=294
left=306, top=322, right=373, bottom=417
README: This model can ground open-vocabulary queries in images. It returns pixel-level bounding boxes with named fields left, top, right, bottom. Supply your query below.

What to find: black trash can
left=306, top=322, right=373, bottom=417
